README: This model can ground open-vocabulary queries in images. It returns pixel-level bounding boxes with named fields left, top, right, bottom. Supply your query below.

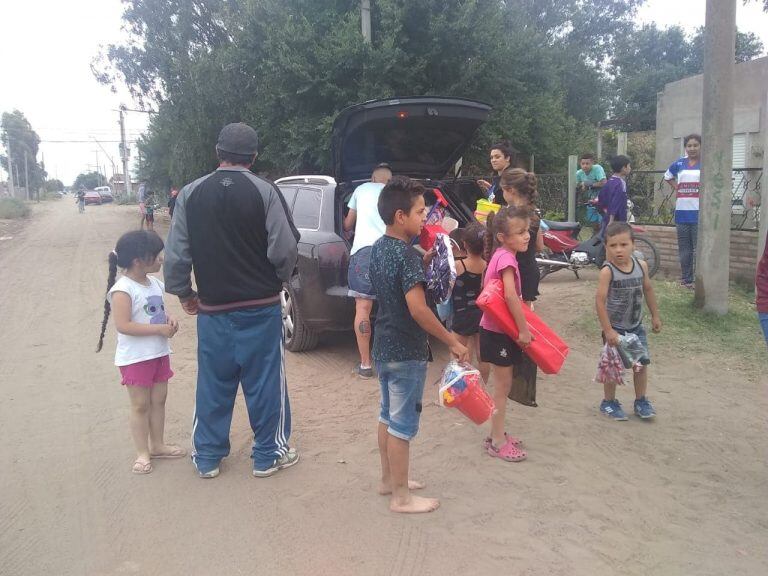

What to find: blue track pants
left=191, top=304, right=291, bottom=473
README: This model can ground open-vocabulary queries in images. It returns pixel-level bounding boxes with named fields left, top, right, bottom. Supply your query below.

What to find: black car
left=277, top=96, right=492, bottom=352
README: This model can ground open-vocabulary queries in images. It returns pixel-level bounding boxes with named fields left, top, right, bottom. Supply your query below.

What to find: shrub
left=0, top=197, right=31, bottom=219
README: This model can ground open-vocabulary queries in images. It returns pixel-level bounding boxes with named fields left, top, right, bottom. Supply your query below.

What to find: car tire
left=281, top=283, right=319, bottom=352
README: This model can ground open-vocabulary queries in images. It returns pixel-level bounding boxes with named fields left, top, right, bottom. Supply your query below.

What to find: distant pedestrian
left=757, top=230, right=768, bottom=346
left=167, top=187, right=179, bottom=219
left=664, top=134, right=701, bottom=289
left=144, top=193, right=157, bottom=232
left=164, top=122, right=300, bottom=479
left=76, top=186, right=86, bottom=213
left=343, top=163, right=392, bottom=379
left=97, top=230, right=185, bottom=475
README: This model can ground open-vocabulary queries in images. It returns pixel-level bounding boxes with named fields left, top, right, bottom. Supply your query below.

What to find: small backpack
left=426, top=233, right=457, bottom=305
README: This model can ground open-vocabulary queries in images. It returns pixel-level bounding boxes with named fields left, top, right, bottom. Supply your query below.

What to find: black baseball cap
left=216, top=123, right=259, bottom=155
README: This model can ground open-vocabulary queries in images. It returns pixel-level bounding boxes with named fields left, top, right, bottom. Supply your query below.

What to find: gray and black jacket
left=164, top=166, right=299, bottom=307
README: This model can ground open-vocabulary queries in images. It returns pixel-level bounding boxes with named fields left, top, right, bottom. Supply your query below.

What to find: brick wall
left=641, top=224, right=759, bottom=282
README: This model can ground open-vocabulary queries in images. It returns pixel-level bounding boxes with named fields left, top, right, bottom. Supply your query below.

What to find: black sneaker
left=356, top=364, right=374, bottom=379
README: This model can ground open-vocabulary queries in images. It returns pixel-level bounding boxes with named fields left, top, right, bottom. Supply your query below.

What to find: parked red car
left=84, top=191, right=103, bottom=205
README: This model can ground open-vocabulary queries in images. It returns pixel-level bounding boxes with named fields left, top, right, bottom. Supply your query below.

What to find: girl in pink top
left=479, top=206, right=532, bottom=462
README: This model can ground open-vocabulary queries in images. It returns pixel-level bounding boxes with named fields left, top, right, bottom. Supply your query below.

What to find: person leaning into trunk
left=164, top=122, right=300, bottom=479
left=343, top=163, right=393, bottom=379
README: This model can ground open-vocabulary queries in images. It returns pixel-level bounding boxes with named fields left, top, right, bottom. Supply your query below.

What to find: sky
left=1, top=0, right=767, bottom=186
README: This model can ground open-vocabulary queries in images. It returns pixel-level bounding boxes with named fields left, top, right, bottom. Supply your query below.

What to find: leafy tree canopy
left=44, top=179, right=65, bottom=192
left=1, top=110, right=46, bottom=191
left=73, top=171, right=107, bottom=190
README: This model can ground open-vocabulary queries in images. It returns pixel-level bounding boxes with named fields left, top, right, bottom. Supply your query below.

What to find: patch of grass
left=0, top=197, right=31, bottom=219
left=576, top=279, right=767, bottom=363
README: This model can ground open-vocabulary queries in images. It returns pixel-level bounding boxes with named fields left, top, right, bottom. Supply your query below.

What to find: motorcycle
left=536, top=201, right=660, bottom=280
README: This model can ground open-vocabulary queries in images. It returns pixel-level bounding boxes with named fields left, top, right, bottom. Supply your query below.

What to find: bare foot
left=150, top=444, right=187, bottom=459
left=378, top=480, right=425, bottom=495
left=390, top=494, right=440, bottom=514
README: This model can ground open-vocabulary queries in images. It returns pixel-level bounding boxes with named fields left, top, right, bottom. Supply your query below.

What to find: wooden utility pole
left=24, top=150, right=30, bottom=201
left=6, top=136, right=14, bottom=197
left=119, top=106, right=132, bottom=200
left=695, top=0, right=736, bottom=314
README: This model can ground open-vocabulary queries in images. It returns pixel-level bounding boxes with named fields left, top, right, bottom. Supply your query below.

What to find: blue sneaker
left=600, top=399, right=628, bottom=421
left=634, top=397, right=656, bottom=419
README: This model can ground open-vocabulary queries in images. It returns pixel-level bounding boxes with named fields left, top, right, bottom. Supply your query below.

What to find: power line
left=40, top=140, right=139, bottom=143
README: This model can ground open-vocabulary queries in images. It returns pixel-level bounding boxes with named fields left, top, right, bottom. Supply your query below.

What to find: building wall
left=642, top=224, right=759, bottom=282
left=654, top=56, right=768, bottom=170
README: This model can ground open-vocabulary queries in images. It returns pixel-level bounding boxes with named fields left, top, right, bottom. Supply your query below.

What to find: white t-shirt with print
left=107, top=275, right=171, bottom=366
left=348, top=182, right=386, bottom=255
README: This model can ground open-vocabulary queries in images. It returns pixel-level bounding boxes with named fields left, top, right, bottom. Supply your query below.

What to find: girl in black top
left=500, top=168, right=544, bottom=305
left=449, top=223, right=490, bottom=383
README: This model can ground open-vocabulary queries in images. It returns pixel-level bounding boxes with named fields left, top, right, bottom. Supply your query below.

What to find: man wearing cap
left=164, top=122, right=300, bottom=479
left=343, top=163, right=392, bottom=379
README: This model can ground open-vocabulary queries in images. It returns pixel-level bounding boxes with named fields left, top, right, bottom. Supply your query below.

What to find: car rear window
left=278, top=186, right=299, bottom=211
left=292, top=187, right=322, bottom=230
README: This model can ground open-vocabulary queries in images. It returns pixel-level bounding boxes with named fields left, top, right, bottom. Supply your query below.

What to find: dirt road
left=0, top=200, right=766, bottom=576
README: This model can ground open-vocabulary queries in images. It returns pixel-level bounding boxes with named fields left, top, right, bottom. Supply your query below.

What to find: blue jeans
left=759, top=313, right=768, bottom=346
left=376, top=360, right=428, bottom=441
left=192, top=304, right=291, bottom=473
left=348, top=246, right=376, bottom=299
left=676, top=223, right=698, bottom=284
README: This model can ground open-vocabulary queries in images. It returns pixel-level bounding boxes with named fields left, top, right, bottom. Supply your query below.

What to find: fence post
left=567, top=155, right=577, bottom=222
left=617, top=132, right=628, bottom=156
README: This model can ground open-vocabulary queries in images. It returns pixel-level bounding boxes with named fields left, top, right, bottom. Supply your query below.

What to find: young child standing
left=97, top=230, right=184, bottom=474
left=576, top=153, right=607, bottom=233
left=596, top=222, right=662, bottom=420
left=449, top=223, right=490, bottom=383
left=597, top=155, right=632, bottom=236
left=500, top=168, right=544, bottom=306
left=479, top=206, right=532, bottom=462
left=369, top=176, right=468, bottom=514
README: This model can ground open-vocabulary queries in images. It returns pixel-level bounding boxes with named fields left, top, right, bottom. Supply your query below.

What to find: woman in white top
left=97, top=230, right=184, bottom=474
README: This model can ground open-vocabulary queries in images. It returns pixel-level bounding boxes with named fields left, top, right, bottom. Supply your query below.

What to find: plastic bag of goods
left=439, top=361, right=496, bottom=425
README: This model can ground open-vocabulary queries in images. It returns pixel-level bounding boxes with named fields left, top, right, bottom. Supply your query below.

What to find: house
left=655, top=56, right=767, bottom=170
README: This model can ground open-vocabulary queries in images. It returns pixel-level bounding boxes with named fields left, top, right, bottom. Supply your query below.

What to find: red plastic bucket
left=446, top=379, right=496, bottom=425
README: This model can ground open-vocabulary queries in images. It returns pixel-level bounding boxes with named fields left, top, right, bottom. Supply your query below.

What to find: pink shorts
left=119, top=355, right=173, bottom=387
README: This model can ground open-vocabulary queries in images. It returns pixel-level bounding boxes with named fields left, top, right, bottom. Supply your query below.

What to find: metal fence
left=626, top=168, right=762, bottom=230
left=537, top=173, right=568, bottom=218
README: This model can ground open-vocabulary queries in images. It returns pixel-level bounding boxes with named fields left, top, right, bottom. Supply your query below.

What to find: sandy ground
left=0, top=199, right=766, bottom=576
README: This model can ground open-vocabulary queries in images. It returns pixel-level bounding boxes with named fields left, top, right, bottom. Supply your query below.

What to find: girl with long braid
left=97, top=230, right=183, bottom=474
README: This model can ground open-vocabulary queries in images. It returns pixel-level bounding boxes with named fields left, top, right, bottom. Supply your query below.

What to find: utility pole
left=24, top=150, right=30, bottom=201
left=6, top=136, right=14, bottom=197
left=119, top=106, right=132, bottom=199
left=758, top=89, right=768, bottom=259
left=695, top=0, right=736, bottom=314
left=361, top=0, right=371, bottom=43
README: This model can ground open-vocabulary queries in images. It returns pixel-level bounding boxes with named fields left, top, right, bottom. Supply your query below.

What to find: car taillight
left=397, top=111, right=408, bottom=119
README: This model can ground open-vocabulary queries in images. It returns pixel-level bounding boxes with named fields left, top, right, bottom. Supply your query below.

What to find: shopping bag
left=476, top=279, right=569, bottom=374
left=594, top=344, right=625, bottom=386
left=426, top=233, right=456, bottom=304
left=508, top=355, right=538, bottom=407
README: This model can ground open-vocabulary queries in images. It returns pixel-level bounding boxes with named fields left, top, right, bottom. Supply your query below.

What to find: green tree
left=44, top=179, right=64, bottom=192
left=98, top=0, right=603, bottom=182
left=611, top=24, right=765, bottom=131
left=73, top=171, right=107, bottom=190
left=0, top=110, right=46, bottom=193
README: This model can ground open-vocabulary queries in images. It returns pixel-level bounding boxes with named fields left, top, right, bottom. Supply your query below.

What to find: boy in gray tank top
left=595, top=223, right=662, bottom=421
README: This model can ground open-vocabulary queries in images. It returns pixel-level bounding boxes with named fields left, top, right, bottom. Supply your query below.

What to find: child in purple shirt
left=597, top=155, right=631, bottom=235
